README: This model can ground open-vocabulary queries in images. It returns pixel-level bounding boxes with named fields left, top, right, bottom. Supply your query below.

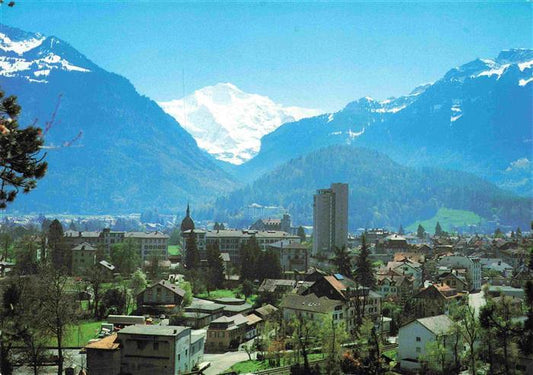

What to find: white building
left=437, top=255, right=481, bottom=291
left=398, top=314, right=454, bottom=371
left=117, top=325, right=203, bottom=375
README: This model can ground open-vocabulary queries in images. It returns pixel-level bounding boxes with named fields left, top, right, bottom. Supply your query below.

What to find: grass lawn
left=168, top=245, right=181, bottom=256
left=406, top=207, right=483, bottom=234
left=225, top=353, right=325, bottom=373
left=196, top=289, right=258, bottom=305
left=48, top=320, right=103, bottom=348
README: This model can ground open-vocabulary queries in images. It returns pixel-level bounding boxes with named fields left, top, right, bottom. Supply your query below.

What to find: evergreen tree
left=398, top=224, right=404, bottom=235
left=494, top=227, right=503, bottom=238
left=206, top=240, right=225, bottom=289
left=213, top=222, right=220, bottom=231
left=354, top=235, right=375, bottom=288
left=0, top=88, right=47, bottom=209
left=240, top=237, right=261, bottom=281
left=516, top=227, right=522, bottom=238
left=417, top=224, right=426, bottom=239
left=219, top=223, right=225, bottom=230
left=184, top=231, right=200, bottom=270
left=297, top=226, right=306, bottom=243
left=435, top=221, right=443, bottom=236
left=332, top=245, right=352, bottom=278
left=48, top=219, right=70, bottom=273
left=258, top=249, right=282, bottom=281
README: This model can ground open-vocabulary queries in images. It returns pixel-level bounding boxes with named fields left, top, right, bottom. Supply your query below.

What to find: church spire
left=186, top=202, right=190, bottom=217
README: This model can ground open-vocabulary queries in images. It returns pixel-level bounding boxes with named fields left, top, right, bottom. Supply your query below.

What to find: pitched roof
left=72, top=242, right=96, bottom=251
left=323, top=275, right=347, bottom=298
left=143, top=280, right=185, bottom=297
left=254, top=304, right=279, bottom=318
left=85, top=333, right=119, bottom=350
left=280, top=293, right=342, bottom=314
left=417, top=315, right=454, bottom=335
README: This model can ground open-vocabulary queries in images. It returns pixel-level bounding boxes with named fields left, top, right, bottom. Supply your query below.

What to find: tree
left=494, top=227, right=503, bottom=238
left=241, top=280, right=255, bottom=301
left=38, top=264, right=78, bottom=375
left=100, top=288, right=127, bottom=317
left=354, top=235, right=375, bottom=288
left=85, top=265, right=107, bottom=319
left=48, top=219, right=70, bottom=273
left=240, top=237, right=261, bottom=281
left=398, top=224, right=404, bottom=235
left=519, top=280, right=533, bottom=356
left=332, top=245, right=352, bottom=278
left=258, top=249, right=282, bottom=282
left=297, top=226, right=306, bottom=243
left=206, top=240, right=225, bottom=290
left=13, top=235, right=39, bottom=275
left=516, top=227, right=522, bottom=238
left=178, top=281, right=193, bottom=306
left=184, top=231, right=200, bottom=270
left=168, top=227, right=181, bottom=245
left=146, top=249, right=164, bottom=281
left=456, top=304, right=479, bottom=375
left=320, top=316, right=348, bottom=375
left=0, top=88, right=47, bottom=209
left=435, top=221, right=443, bottom=236
left=130, top=269, right=148, bottom=297
left=417, top=224, right=426, bottom=239
left=110, top=239, right=140, bottom=275
left=289, top=314, right=319, bottom=373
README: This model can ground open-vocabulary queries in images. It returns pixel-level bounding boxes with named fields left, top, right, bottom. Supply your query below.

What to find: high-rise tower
left=312, top=183, right=348, bottom=256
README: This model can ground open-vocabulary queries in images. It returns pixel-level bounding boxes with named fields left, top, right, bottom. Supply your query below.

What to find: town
left=0, top=182, right=531, bottom=375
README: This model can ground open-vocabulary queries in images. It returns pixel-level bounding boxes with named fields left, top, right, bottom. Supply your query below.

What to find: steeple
left=181, top=203, right=195, bottom=232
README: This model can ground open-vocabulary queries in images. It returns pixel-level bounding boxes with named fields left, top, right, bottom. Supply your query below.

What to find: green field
left=406, top=208, right=483, bottom=233
left=225, top=354, right=324, bottom=374
left=48, top=320, right=103, bottom=348
left=168, top=245, right=181, bottom=256
left=196, top=288, right=258, bottom=305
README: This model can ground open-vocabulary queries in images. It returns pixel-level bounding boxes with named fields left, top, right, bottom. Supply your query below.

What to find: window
left=416, top=336, right=421, bottom=342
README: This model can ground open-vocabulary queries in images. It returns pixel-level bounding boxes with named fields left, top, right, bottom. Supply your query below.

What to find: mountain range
left=0, top=23, right=530, bottom=231
left=0, top=24, right=235, bottom=213
left=158, top=83, right=320, bottom=165
left=236, top=49, right=533, bottom=196
left=210, top=145, right=530, bottom=230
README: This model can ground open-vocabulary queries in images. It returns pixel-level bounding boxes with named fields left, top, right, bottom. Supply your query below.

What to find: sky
left=1, top=1, right=531, bottom=112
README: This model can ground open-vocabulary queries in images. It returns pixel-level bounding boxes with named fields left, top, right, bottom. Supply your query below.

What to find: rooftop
left=118, top=324, right=189, bottom=337
left=85, top=333, right=119, bottom=350
left=417, top=314, right=454, bottom=335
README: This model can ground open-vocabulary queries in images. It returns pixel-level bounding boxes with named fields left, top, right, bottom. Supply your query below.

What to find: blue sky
left=1, top=1, right=531, bottom=112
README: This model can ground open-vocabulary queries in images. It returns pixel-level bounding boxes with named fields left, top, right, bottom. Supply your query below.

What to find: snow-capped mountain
left=159, top=83, right=321, bottom=164
left=239, top=49, right=533, bottom=195
left=0, top=24, right=95, bottom=83
left=0, top=24, right=236, bottom=213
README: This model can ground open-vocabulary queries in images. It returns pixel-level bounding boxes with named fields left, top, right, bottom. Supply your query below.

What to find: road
left=468, top=290, right=486, bottom=317
left=203, top=351, right=255, bottom=375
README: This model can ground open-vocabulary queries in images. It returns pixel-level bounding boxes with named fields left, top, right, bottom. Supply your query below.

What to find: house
left=71, top=242, right=96, bottom=275
left=117, top=325, right=202, bottom=375
left=413, top=284, right=462, bottom=318
left=376, top=270, right=414, bottom=302
left=437, top=255, right=481, bottom=291
left=280, top=293, right=344, bottom=324
left=398, top=314, right=455, bottom=371
left=254, top=304, right=279, bottom=321
left=250, top=214, right=291, bottom=233
left=384, top=258, right=423, bottom=288
left=125, top=231, right=169, bottom=261
left=137, top=280, right=185, bottom=314
left=181, top=299, right=225, bottom=329
left=267, top=240, right=309, bottom=272
left=437, top=270, right=469, bottom=293
left=205, top=314, right=249, bottom=353
left=85, top=333, right=121, bottom=375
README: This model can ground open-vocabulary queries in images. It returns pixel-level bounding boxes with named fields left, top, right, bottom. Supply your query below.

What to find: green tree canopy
left=0, top=89, right=47, bottom=209
left=354, top=235, right=375, bottom=288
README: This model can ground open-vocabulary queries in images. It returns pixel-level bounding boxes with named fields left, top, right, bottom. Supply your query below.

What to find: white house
left=398, top=314, right=454, bottom=371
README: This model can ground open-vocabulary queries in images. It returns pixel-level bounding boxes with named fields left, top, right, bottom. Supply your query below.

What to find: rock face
left=0, top=24, right=236, bottom=213
left=159, top=82, right=320, bottom=165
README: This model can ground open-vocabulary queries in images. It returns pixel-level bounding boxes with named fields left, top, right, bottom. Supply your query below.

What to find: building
left=117, top=325, right=202, bottom=375
left=182, top=229, right=300, bottom=265
left=205, top=314, right=249, bottom=353
left=398, top=314, right=455, bottom=371
left=437, top=255, right=481, bottom=291
left=312, top=183, right=348, bottom=256
left=280, top=293, right=344, bottom=324
left=125, top=231, right=169, bottom=261
left=85, top=333, right=121, bottom=375
left=267, top=240, right=308, bottom=272
left=383, top=258, right=423, bottom=288
left=413, top=284, right=462, bottom=318
left=137, top=280, right=185, bottom=314
left=71, top=242, right=96, bottom=275
left=250, top=214, right=291, bottom=233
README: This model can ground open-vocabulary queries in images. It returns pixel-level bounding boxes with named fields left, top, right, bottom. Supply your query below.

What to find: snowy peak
left=0, top=24, right=94, bottom=83
left=443, top=49, right=533, bottom=83
left=159, top=83, right=321, bottom=165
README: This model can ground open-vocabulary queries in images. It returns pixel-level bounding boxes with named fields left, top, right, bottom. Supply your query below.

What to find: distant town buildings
left=312, top=183, right=349, bottom=256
